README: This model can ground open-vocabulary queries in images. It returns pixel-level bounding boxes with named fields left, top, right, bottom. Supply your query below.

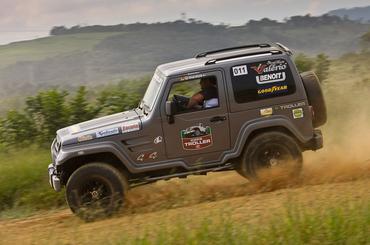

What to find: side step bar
left=130, top=163, right=234, bottom=188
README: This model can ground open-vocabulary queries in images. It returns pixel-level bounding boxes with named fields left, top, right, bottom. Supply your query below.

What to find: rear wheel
left=237, top=132, right=302, bottom=180
left=66, top=163, right=128, bottom=221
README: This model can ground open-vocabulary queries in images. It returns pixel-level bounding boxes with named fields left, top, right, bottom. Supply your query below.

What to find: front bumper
left=48, top=164, right=61, bottom=192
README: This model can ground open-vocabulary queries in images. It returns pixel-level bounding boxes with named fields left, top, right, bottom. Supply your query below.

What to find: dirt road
left=1, top=156, right=369, bottom=245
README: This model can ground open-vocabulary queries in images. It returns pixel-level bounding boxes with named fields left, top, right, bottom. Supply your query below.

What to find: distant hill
left=327, top=6, right=370, bottom=23
left=0, top=14, right=369, bottom=107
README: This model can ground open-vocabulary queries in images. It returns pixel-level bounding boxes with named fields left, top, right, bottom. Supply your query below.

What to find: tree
left=50, top=26, right=68, bottom=35
left=25, top=89, right=70, bottom=142
left=69, top=86, right=96, bottom=124
left=294, top=53, right=315, bottom=73
left=0, top=111, right=36, bottom=146
left=315, top=53, right=330, bottom=83
left=96, top=88, right=140, bottom=115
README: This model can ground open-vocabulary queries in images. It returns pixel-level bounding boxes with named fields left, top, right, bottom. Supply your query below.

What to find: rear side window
left=230, top=58, right=296, bottom=103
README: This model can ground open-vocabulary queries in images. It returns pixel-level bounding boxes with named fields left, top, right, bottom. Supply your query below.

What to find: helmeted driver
left=186, top=76, right=219, bottom=109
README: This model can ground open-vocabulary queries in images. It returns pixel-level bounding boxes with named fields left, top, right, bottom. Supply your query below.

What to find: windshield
left=141, top=70, right=165, bottom=111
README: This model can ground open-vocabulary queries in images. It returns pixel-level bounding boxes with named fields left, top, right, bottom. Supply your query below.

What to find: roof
left=157, top=43, right=292, bottom=77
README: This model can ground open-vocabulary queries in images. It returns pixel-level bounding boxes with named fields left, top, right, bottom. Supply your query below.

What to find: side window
left=167, top=75, right=219, bottom=114
left=230, top=59, right=296, bottom=103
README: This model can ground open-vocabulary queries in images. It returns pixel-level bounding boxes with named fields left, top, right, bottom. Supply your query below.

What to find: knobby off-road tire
left=237, top=132, right=303, bottom=180
left=66, top=162, right=128, bottom=221
left=300, top=71, right=327, bottom=128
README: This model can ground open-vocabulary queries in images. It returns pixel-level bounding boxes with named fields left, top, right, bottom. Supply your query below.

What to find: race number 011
left=232, top=65, right=248, bottom=76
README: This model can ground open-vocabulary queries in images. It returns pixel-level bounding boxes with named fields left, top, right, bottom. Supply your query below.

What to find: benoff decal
left=180, top=123, right=213, bottom=150
left=292, top=108, right=304, bottom=119
left=256, top=72, right=286, bottom=84
left=258, top=85, right=288, bottom=95
left=260, top=108, right=273, bottom=117
left=154, top=136, right=163, bottom=144
left=95, top=128, right=119, bottom=138
left=121, top=121, right=140, bottom=133
left=77, top=134, right=93, bottom=142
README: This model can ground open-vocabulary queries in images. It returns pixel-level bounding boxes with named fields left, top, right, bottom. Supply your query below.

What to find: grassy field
left=0, top=147, right=65, bottom=218
left=0, top=178, right=369, bottom=244
left=0, top=32, right=122, bottom=69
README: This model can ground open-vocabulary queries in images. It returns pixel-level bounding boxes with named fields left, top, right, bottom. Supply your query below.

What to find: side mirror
left=165, top=101, right=176, bottom=124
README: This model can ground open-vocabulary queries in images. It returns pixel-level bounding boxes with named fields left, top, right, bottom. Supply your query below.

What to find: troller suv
left=48, top=43, right=327, bottom=220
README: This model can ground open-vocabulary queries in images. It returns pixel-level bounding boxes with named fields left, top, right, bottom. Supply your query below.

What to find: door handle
left=210, top=116, right=227, bottom=122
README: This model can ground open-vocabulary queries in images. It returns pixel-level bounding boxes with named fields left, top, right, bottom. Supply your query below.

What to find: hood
left=56, top=109, right=141, bottom=145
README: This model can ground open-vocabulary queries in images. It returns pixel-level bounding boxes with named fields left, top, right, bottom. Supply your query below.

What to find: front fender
left=55, top=141, right=135, bottom=172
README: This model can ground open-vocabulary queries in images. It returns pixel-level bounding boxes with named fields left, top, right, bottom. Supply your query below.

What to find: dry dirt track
left=0, top=156, right=369, bottom=245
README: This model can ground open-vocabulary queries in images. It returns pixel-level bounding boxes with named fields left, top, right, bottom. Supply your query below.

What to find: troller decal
left=180, top=123, right=213, bottom=150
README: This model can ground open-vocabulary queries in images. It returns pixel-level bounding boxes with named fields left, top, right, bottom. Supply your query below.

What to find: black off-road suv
left=48, top=43, right=326, bottom=220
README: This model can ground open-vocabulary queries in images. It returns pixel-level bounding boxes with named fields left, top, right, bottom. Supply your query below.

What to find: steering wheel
left=173, top=94, right=190, bottom=111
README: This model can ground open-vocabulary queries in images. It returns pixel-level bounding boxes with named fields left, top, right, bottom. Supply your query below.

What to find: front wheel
left=237, top=132, right=303, bottom=180
left=66, top=163, right=128, bottom=221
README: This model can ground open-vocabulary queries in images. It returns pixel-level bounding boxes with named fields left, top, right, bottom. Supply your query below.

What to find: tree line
left=50, top=14, right=362, bottom=36
left=0, top=83, right=142, bottom=147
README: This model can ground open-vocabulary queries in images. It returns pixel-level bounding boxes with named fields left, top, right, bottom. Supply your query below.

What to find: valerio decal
left=251, top=59, right=288, bottom=84
left=180, top=123, right=213, bottom=150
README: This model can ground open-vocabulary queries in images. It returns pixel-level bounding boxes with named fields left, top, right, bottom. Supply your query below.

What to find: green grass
left=0, top=147, right=65, bottom=217
left=114, top=200, right=370, bottom=245
left=0, top=32, right=122, bottom=68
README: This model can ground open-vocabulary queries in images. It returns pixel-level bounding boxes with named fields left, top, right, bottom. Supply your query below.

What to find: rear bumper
left=306, top=129, right=323, bottom=151
left=48, top=164, right=61, bottom=192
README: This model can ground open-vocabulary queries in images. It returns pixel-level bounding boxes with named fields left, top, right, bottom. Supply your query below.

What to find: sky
left=0, top=0, right=369, bottom=45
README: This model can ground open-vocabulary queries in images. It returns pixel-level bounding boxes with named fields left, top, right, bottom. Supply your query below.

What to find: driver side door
left=161, top=70, right=230, bottom=166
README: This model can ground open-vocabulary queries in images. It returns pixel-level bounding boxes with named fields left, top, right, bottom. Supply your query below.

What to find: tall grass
left=114, top=200, right=369, bottom=245
left=0, top=147, right=65, bottom=217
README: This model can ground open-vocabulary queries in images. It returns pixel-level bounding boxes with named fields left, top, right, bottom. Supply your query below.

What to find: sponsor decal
left=250, top=63, right=267, bottom=75
left=180, top=73, right=205, bottom=81
left=292, top=108, right=304, bottom=119
left=260, top=108, right=273, bottom=116
left=258, top=85, right=288, bottom=95
left=277, top=102, right=306, bottom=110
left=77, top=134, right=93, bottom=142
left=256, top=72, right=286, bottom=84
left=180, top=123, right=213, bottom=150
left=154, top=136, right=163, bottom=144
left=251, top=59, right=288, bottom=84
left=232, top=65, right=248, bottom=76
left=121, top=121, right=140, bottom=133
left=137, top=152, right=158, bottom=162
left=251, top=60, right=287, bottom=75
left=137, top=154, right=145, bottom=162
left=149, top=152, right=158, bottom=159
left=95, top=128, right=119, bottom=138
